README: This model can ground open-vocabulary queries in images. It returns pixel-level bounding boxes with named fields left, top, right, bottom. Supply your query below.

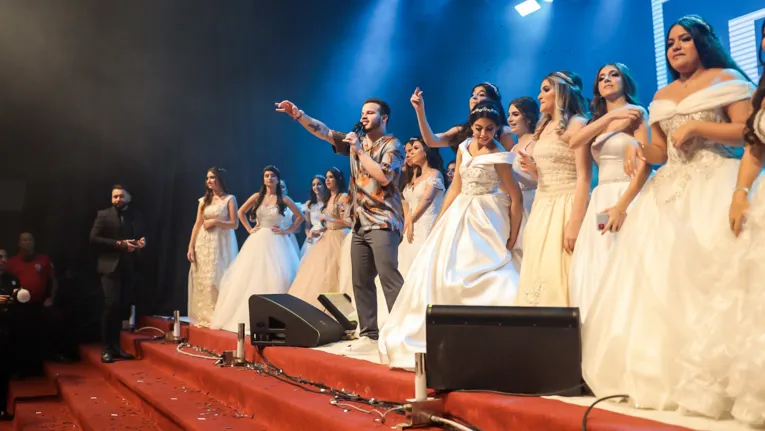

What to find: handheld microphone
left=15, top=288, right=31, bottom=304
left=351, top=122, right=366, bottom=137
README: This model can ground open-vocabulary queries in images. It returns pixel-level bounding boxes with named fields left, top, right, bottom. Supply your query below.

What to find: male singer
left=89, top=185, right=146, bottom=363
left=276, top=99, right=405, bottom=354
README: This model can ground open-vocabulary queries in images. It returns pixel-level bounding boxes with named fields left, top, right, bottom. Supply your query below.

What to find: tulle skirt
left=288, top=229, right=349, bottom=309
left=210, top=229, right=300, bottom=333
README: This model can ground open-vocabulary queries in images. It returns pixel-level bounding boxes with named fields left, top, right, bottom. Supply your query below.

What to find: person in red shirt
left=6, top=232, right=58, bottom=306
left=6, top=232, right=72, bottom=368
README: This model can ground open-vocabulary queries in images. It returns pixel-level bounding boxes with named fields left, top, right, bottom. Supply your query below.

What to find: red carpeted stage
left=4, top=315, right=700, bottom=431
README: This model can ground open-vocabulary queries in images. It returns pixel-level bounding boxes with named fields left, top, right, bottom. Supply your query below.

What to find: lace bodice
left=533, top=137, right=577, bottom=196
left=323, top=193, right=349, bottom=231
left=592, top=132, right=632, bottom=184
left=255, top=204, right=284, bottom=228
left=459, top=139, right=515, bottom=196
left=403, top=172, right=445, bottom=242
left=200, top=195, right=234, bottom=221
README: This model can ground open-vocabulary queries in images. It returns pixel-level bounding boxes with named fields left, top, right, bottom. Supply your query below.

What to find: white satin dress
left=582, top=76, right=754, bottom=410
left=379, top=140, right=520, bottom=370
left=569, top=131, right=635, bottom=323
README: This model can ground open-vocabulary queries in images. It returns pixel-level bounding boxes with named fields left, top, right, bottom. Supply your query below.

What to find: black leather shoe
left=101, top=351, right=115, bottom=363
left=114, top=348, right=135, bottom=360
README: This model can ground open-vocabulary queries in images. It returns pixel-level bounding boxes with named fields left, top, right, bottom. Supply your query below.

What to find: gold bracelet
left=734, top=186, right=750, bottom=195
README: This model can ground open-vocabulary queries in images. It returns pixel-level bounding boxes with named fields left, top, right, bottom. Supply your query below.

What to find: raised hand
left=410, top=88, right=425, bottom=112
left=609, top=108, right=643, bottom=132
left=274, top=100, right=301, bottom=119
left=344, top=132, right=362, bottom=155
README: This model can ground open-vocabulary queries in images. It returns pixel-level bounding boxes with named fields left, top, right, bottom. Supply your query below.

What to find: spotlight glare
left=514, top=0, right=541, bottom=17
left=542, top=0, right=553, bottom=3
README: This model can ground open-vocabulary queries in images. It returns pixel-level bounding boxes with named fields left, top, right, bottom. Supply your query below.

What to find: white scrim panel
left=651, top=0, right=671, bottom=89
left=729, top=9, right=765, bottom=82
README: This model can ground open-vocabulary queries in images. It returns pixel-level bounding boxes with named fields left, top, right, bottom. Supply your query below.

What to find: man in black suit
left=89, top=185, right=146, bottom=363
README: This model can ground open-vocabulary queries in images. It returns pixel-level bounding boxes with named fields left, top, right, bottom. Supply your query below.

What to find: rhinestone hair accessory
left=471, top=106, right=500, bottom=116
left=479, top=82, right=501, bottom=98
left=680, top=15, right=711, bottom=32
left=553, top=71, right=577, bottom=88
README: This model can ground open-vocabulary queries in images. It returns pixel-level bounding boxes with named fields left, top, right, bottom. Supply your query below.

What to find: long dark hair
left=250, top=165, right=286, bottom=221
left=508, top=97, right=540, bottom=134
left=307, top=175, right=328, bottom=209
left=405, top=137, right=445, bottom=188
left=450, top=82, right=507, bottom=149
left=745, top=20, right=765, bottom=152
left=666, top=15, right=749, bottom=82
left=589, top=63, right=641, bottom=124
left=323, top=167, right=347, bottom=207
left=534, top=70, right=589, bottom=140
left=202, top=167, right=229, bottom=209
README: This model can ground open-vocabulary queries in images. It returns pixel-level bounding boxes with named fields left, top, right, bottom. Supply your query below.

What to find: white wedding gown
left=582, top=77, right=754, bottom=410
left=210, top=204, right=300, bottom=333
left=569, top=131, right=635, bottom=323
left=380, top=140, right=521, bottom=370
left=673, top=108, right=765, bottom=426
left=300, top=202, right=324, bottom=260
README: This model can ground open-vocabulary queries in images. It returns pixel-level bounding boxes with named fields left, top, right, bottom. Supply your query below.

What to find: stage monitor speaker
left=317, top=293, right=357, bottom=331
left=426, top=305, right=582, bottom=396
left=249, top=294, right=345, bottom=347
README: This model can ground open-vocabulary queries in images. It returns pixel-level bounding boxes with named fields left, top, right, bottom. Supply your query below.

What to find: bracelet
left=734, top=186, right=750, bottom=195
left=294, top=110, right=304, bottom=121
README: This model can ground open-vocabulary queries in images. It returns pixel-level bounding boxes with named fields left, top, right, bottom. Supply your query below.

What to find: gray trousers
left=351, top=227, right=404, bottom=339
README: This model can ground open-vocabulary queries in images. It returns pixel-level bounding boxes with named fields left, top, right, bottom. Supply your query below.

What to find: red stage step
left=134, top=316, right=691, bottom=431
left=6, top=378, right=57, bottom=415
left=120, top=331, right=425, bottom=431
left=11, top=400, right=79, bottom=431
left=45, top=362, right=156, bottom=431
left=78, top=344, right=265, bottom=431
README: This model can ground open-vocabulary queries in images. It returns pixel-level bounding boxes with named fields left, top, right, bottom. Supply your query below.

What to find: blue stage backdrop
left=0, top=0, right=762, bottom=317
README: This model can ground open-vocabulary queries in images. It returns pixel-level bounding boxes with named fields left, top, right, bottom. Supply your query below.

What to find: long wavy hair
left=323, top=167, right=347, bottom=207
left=202, top=167, right=229, bottom=209
left=533, top=70, right=589, bottom=140
left=589, top=63, right=641, bottom=123
left=404, top=137, right=445, bottom=188
left=307, top=175, right=328, bottom=209
left=450, top=82, right=507, bottom=148
left=666, top=15, right=749, bottom=82
left=745, top=20, right=765, bottom=154
left=250, top=165, right=286, bottom=221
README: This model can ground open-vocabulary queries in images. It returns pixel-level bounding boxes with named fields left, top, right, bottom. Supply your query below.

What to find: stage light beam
left=515, top=0, right=541, bottom=17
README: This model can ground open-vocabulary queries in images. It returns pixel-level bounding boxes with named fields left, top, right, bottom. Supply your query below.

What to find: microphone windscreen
left=16, top=288, right=31, bottom=303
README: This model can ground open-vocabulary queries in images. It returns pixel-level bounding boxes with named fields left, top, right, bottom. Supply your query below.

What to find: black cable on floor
left=581, top=394, right=629, bottom=431
left=431, top=383, right=586, bottom=398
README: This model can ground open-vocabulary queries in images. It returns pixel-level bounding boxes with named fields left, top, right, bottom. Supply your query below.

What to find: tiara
left=481, top=82, right=501, bottom=97
left=614, top=62, right=630, bottom=71
left=553, top=71, right=577, bottom=88
left=680, top=15, right=711, bottom=32
left=471, top=106, right=500, bottom=115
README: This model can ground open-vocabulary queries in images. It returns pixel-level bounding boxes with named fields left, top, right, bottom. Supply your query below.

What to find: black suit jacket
left=89, top=206, right=145, bottom=275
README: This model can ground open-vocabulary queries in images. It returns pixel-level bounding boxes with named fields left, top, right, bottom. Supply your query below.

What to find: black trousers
left=100, top=263, right=134, bottom=351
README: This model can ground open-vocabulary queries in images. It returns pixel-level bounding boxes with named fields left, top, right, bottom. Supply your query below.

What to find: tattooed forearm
left=297, top=113, right=331, bottom=141
left=308, top=121, right=322, bottom=133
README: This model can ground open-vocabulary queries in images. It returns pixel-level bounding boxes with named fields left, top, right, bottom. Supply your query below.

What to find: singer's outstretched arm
left=275, top=100, right=346, bottom=150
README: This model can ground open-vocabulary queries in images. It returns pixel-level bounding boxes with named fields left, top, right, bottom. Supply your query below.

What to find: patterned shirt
left=331, top=133, right=405, bottom=232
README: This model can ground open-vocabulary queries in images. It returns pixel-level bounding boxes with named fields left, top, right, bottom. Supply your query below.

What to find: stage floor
left=162, top=315, right=749, bottom=431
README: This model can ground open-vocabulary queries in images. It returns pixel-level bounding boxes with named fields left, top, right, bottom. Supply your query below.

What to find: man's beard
left=364, top=118, right=382, bottom=133
left=113, top=202, right=127, bottom=210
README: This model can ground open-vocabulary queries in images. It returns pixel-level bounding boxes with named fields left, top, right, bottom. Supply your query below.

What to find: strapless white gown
left=582, top=77, right=754, bottom=410
left=379, top=140, right=520, bottom=370
left=210, top=204, right=300, bottom=333
left=673, top=106, right=765, bottom=426
left=569, top=131, right=635, bottom=323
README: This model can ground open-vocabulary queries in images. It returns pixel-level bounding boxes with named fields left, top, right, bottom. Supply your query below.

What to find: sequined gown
left=210, top=203, right=300, bottom=333
left=582, top=77, right=754, bottom=410
left=515, top=135, right=577, bottom=307
left=673, top=92, right=765, bottom=426
left=379, top=140, right=520, bottom=370
left=187, top=195, right=239, bottom=327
